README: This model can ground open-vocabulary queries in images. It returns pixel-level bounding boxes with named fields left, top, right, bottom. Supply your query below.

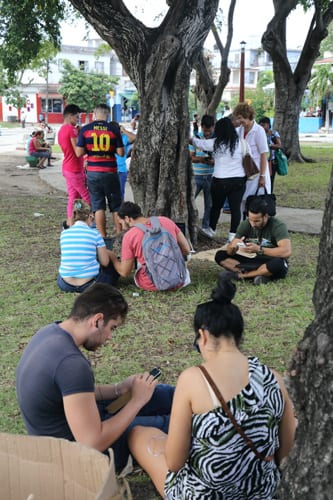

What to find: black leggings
left=210, top=177, right=246, bottom=233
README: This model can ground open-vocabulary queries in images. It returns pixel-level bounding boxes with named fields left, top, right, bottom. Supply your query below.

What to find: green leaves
left=0, top=0, right=66, bottom=79
left=58, top=60, right=118, bottom=112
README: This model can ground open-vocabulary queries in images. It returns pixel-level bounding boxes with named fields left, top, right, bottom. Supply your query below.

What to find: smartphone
left=149, top=367, right=162, bottom=380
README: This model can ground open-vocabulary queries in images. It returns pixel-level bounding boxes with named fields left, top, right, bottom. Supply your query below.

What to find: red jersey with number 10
left=77, top=120, right=124, bottom=173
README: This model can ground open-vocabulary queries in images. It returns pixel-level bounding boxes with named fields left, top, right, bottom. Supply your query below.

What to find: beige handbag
left=240, top=138, right=259, bottom=179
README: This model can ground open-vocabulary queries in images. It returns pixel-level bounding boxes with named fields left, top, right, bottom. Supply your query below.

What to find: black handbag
left=246, top=187, right=276, bottom=216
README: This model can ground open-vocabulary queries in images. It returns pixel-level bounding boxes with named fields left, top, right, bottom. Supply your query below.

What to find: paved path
left=3, top=127, right=325, bottom=236
left=38, top=163, right=323, bottom=235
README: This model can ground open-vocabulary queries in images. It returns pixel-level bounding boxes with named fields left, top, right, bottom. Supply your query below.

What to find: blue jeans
left=98, top=383, right=175, bottom=471
left=57, top=264, right=119, bottom=293
left=195, top=175, right=212, bottom=229
left=118, top=171, right=128, bottom=200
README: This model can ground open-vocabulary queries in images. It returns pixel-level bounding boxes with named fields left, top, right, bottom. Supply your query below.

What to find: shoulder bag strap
left=197, top=365, right=274, bottom=462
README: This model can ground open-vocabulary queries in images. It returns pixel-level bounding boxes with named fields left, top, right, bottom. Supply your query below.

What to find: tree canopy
left=0, top=0, right=67, bottom=82
left=58, top=60, right=118, bottom=113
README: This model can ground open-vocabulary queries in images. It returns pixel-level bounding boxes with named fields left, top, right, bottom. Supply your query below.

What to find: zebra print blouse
left=164, top=357, right=284, bottom=499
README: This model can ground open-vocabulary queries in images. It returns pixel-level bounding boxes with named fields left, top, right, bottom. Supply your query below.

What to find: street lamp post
left=239, top=41, right=246, bottom=102
left=45, top=60, right=49, bottom=124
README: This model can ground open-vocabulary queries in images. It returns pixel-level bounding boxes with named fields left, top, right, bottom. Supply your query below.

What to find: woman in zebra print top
left=129, top=274, right=296, bottom=499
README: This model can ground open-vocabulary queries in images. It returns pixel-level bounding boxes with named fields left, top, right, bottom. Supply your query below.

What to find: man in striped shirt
left=76, top=104, right=125, bottom=237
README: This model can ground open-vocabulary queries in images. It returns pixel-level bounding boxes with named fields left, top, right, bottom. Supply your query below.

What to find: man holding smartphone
left=215, top=198, right=292, bottom=285
left=16, top=284, right=174, bottom=472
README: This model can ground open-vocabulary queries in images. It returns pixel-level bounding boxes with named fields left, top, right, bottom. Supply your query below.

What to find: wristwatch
left=257, top=245, right=264, bottom=256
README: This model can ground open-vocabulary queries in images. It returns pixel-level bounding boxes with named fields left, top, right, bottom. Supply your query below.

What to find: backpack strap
left=134, top=217, right=161, bottom=235
left=149, top=216, right=161, bottom=234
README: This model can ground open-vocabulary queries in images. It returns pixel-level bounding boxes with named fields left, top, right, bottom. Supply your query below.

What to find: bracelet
left=260, top=174, right=265, bottom=177
left=114, top=383, right=119, bottom=397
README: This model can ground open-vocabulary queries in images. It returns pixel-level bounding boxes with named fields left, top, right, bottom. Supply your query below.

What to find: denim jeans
left=118, top=171, right=128, bottom=200
left=195, top=175, right=212, bottom=229
left=98, top=383, right=175, bottom=472
left=57, top=263, right=119, bottom=293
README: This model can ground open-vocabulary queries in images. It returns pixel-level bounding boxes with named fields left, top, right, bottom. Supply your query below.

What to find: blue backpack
left=134, top=217, right=187, bottom=291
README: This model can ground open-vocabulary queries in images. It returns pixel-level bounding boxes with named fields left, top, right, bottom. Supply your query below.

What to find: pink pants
left=63, top=170, right=91, bottom=218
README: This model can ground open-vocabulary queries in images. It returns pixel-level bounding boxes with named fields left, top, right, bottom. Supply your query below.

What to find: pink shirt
left=58, top=124, right=84, bottom=174
left=122, top=216, right=181, bottom=291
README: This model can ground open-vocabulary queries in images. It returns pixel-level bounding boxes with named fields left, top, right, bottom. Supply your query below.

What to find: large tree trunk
left=262, top=0, right=333, bottom=162
left=279, top=165, right=333, bottom=497
left=69, top=0, right=219, bottom=241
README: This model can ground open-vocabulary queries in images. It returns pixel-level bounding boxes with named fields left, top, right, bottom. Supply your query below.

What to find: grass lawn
left=0, top=143, right=331, bottom=498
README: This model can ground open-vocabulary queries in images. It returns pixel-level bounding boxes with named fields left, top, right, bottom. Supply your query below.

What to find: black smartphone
left=149, top=367, right=162, bottom=380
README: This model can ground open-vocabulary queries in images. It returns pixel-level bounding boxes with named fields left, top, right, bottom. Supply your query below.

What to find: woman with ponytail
left=128, top=273, right=296, bottom=499
left=57, top=199, right=118, bottom=293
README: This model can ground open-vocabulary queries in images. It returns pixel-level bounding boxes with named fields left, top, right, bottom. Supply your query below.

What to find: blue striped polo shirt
left=59, top=221, right=105, bottom=279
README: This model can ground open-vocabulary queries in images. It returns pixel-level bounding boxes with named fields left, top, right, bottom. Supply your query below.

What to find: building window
left=95, top=61, right=105, bottom=73
left=248, top=71, right=256, bottom=85
left=41, top=98, right=63, bottom=113
left=233, top=70, right=240, bottom=85
left=78, top=60, right=89, bottom=72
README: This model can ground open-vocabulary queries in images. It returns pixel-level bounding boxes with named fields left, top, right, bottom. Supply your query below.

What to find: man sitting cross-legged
left=215, top=198, right=292, bottom=285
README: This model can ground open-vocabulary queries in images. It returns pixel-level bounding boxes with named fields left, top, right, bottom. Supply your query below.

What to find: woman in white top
left=233, top=103, right=271, bottom=219
left=191, top=117, right=246, bottom=240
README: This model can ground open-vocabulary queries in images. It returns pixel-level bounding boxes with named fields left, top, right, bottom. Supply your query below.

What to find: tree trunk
left=262, top=0, right=333, bottom=162
left=279, top=166, right=333, bottom=498
left=69, top=0, right=219, bottom=241
left=194, top=0, right=236, bottom=118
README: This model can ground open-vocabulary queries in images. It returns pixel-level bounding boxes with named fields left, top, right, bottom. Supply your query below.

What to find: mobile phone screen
left=149, top=367, right=161, bottom=380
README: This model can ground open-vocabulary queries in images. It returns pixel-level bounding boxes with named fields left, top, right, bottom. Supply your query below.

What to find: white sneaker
left=201, top=227, right=213, bottom=237
left=208, top=227, right=216, bottom=237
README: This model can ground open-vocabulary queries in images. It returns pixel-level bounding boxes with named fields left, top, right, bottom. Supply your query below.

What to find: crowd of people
left=15, top=102, right=297, bottom=499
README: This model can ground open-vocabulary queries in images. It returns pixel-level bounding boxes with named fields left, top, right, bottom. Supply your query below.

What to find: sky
left=61, top=1, right=314, bottom=51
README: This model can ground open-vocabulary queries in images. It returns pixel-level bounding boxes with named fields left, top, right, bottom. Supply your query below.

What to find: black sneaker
left=62, top=220, right=69, bottom=230
left=253, top=276, right=271, bottom=286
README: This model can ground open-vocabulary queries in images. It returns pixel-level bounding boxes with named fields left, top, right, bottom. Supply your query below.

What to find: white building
left=0, top=38, right=135, bottom=124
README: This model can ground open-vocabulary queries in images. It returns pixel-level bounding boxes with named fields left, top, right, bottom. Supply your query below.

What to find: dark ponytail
left=193, top=273, right=244, bottom=346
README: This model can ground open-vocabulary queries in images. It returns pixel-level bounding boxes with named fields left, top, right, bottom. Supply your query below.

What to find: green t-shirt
left=235, top=217, right=290, bottom=249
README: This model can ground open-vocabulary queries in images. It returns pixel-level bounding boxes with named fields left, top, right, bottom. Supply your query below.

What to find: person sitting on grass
left=215, top=197, right=292, bottom=285
left=16, top=283, right=175, bottom=473
left=128, top=273, right=296, bottom=498
left=108, top=201, right=191, bottom=291
left=57, top=199, right=118, bottom=293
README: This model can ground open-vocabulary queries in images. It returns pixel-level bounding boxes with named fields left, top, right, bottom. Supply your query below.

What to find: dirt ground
left=1, top=152, right=222, bottom=256
left=0, top=152, right=63, bottom=196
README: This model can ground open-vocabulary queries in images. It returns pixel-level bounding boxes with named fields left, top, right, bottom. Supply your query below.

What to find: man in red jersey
left=58, top=104, right=91, bottom=227
left=76, top=104, right=124, bottom=237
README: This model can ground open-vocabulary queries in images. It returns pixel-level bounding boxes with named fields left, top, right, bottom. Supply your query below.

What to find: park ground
left=0, top=144, right=331, bottom=498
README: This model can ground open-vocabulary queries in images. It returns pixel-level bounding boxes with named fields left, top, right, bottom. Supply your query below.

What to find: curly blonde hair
left=232, top=102, right=255, bottom=120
